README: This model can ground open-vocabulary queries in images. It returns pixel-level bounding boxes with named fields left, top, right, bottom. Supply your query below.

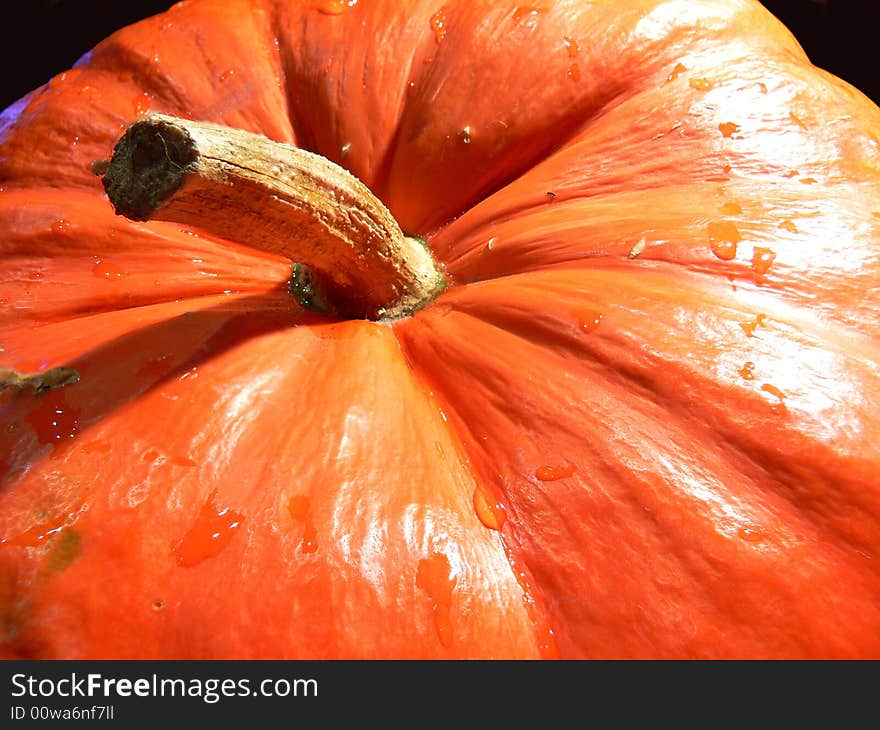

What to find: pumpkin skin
left=1, top=0, right=879, bottom=660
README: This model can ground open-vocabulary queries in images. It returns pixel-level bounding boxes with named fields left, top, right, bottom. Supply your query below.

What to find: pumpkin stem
left=101, top=115, right=445, bottom=320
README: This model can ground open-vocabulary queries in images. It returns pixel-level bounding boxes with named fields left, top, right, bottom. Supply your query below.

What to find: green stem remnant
left=101, top=115, right=445, bottom=320
left=0, top=367, right=80, bottom=394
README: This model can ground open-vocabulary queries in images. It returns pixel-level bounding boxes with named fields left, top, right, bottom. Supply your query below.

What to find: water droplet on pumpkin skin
left=173, top=489, right=244, bottom=567
left=720, top=201, right=742, bottom=215
left=142, top=448, right=161, bottom=463
left=473, top=486, right=506, bottom=531
left=760, top=383, right=788, bottom=413
left=430, top=8, right=447, bottom=43
left=132, top=91, right=152, bottom=115
left=501, top=545, right=559, bottom=658
left=52, top=219, right=71, bottom=235
left=707, top=221, right=741, bottom=260
left=92, top=259, right=124, bottom=280
left=738, top=526, right=763, bottom=542
left=689, top=77, right=713, bottom=91
left=535, top=464, right=576, bottom=481
left=751, top=246, right=776, bottom=277
left=26, top=391, right=80, bottom=445
left=666, top=62, right=687, bottom=82
left=219, top=68, right=236, bottom=82
left=416, top=551, right=456, bottom=647
left=317, top=0, right=356, bottom=13
left=740, top=313, right=767, bottom=337
left=563, top=35, right=579, bottom=58
left=579, top=312, right=603, bottom=333
left=513, top=6, right=547, bottom=23
left=738, top=361, right=756, bottom=380
left=459, top=126, right=472, bottom=144
left=288, top=495, right=318, bottom=554
left=567, top=63, right=581, bottom=81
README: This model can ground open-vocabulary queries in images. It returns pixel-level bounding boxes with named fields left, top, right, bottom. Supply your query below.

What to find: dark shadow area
left=0, top=1, right=875, bottom=111
left=0, top=0, right=177, bottom=110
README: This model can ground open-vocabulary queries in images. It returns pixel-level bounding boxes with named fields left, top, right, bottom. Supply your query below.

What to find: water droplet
left=740, top=313, right=767, bottom=337
left=513, top=6, right=547, bottom=23
left=779, top=219, right=798, bottom=233
left=720, top=201, right=742, bottom=215
left=92, top=259, right=124, bottom=280
left=340, top=142, right=352, bottom=156
left=473, top=486, right=506, bottom=531
left=317, top=0, right=356, bottom=14
left=173, top=489, right=244, bottom=567
left=789, top=111, right=807, bottom=129
left=666, top=62, right=687, bottom=82
left=707, top=221, right=741, bottom=260
left=288, top=495, right=318, bottom=553
left=579, top=312, right=603, bottom=333
left=567, top=63, right=581, bottom=81
left=760, top=383, right=787, bottom=413
left=26, top=391, right=80, bottom=444
left=738, top=361, right=756, bottom=380
left=563, top=35, right=580, bottom=58
left=430, top=8, right=447, bottom=43
left=689, top=77, right=713, bottom=91
left=751, top=246, right=776, bottom=277
left=738, top=526, right=763, bottom=542
left=416, top=551, right=456, bottom=647
left=535, top=464, right=576, bottom=481
left=459, top=126, right=472, bottom=144
left=486, top=237, right=496, bottom=251
left=132, top=91, right=152, bottom=115
left=52, top=219, right=71, bottom=235
left=151, top=599, right=166, bottom=612
left=718, top=122, right=740, bottom=138
left=219, top=68, right=236, bottom=82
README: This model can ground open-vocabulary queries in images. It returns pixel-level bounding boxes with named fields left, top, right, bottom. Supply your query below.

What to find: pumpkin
left=1, top=0, right=879, bottom=660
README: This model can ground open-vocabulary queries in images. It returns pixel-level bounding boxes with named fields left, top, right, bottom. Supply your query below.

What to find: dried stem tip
left=102, top=115, right=445, bottom=320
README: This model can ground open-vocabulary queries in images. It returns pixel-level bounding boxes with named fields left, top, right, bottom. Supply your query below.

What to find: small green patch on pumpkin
left=43, top=530, right=82, bottom=576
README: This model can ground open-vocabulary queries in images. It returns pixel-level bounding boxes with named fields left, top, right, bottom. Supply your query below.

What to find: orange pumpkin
left=1, top=0, right=879, bottom=659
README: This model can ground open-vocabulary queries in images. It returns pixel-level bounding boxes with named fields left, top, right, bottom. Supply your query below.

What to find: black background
left=0, top=0, right=875, bottom=110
